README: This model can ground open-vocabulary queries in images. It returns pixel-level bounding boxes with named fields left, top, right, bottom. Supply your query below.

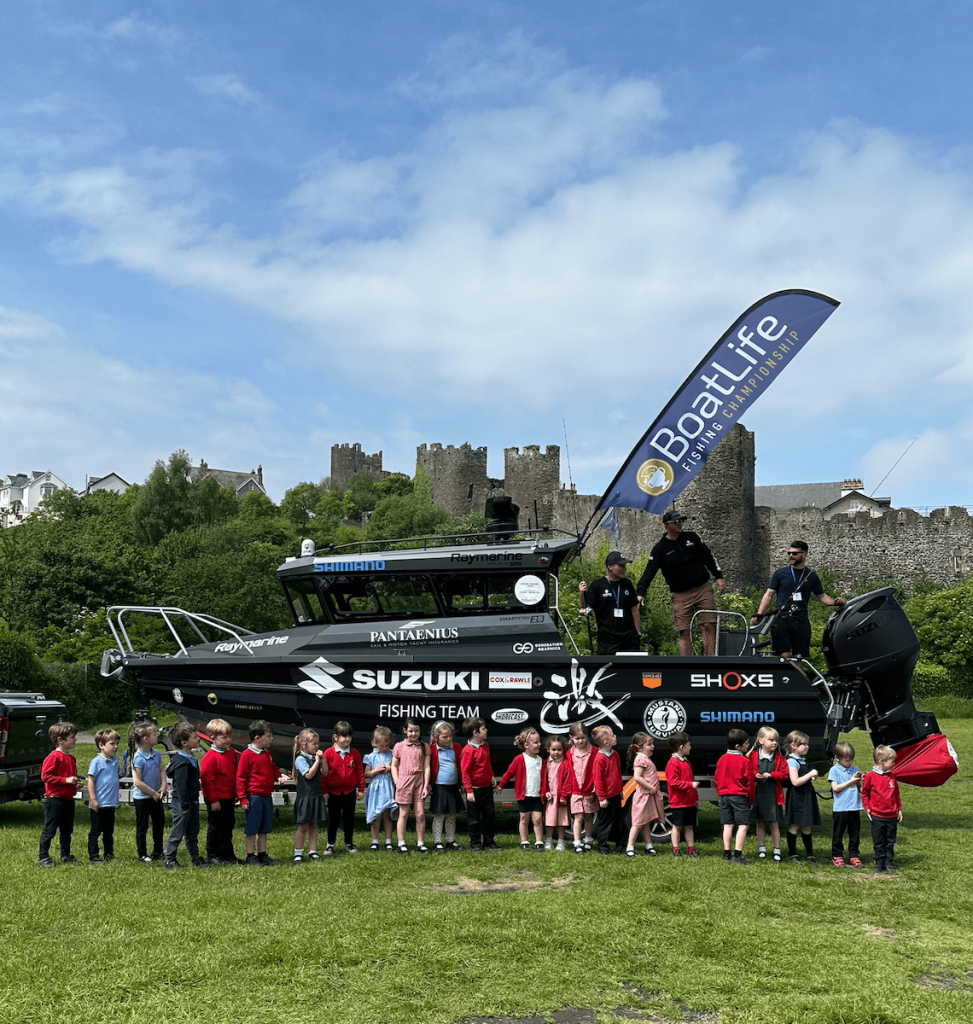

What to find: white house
left=0, top=471, right=72, bottom=527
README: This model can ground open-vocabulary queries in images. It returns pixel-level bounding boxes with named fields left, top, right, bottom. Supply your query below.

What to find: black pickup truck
left=0, top=692, right=69, bottom=805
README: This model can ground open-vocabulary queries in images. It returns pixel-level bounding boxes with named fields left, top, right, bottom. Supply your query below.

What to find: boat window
left=318, top=574, right=439, bottom=620
left=438, top=573, right=547, bottom=615
left=283, top=579, right=328, bottom=625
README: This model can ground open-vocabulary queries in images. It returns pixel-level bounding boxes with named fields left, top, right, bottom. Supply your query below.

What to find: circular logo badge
left=492, top=708, right=529, bottom=725
left=207, top=692, right=218, bottom=706
left=172, top=688, right=184, bottom=705
left=514, top=574, right=545, bottom=606
left=512, top=643, right=534, bottom=655
left=636, top=459, right=674, bottom=496
left=643, top=699, right=687, bottom=739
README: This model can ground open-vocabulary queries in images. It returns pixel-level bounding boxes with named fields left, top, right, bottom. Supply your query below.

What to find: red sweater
left=591, top=749, right=622, bottom=801
left=666, top=755, right=698, bottom=808
left=323, top=747, right=364, bottom=795
left=200, top=745, right=239, bottom=803
left=564, top=746, right=595, bottom=795
left=236, top=747, right=278, bottom=799
left=429, top=742, right=463, bottom=784
left=41, top=749, right=78, bottom=799
left=861, top=769, right=901, bottom=818
left=498, top=753, right=548, bottom=801
left=460, top=742, right=493, bottom=791
left=748, top=748, right=789, bottom=806
left=714, top=750, right=756, bottom=802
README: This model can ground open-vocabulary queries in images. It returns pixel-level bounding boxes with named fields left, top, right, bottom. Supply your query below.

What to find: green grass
left=2, top=724, right=972, bottom=1024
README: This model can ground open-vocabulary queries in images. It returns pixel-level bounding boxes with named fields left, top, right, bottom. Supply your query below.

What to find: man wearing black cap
left=578, top=551, right=641, bottom=655
left=636, top=511, right=724, bottom=656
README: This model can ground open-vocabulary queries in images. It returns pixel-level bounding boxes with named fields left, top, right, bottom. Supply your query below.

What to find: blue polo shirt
left=88, top=754, right=120, bottom=807
left=828, top=762, right=863, bottom=812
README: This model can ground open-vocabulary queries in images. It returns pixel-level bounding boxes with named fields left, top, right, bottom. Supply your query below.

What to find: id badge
left=792, top=592, right=803, bottom=602
left=614, top=608, right=624, bottom=618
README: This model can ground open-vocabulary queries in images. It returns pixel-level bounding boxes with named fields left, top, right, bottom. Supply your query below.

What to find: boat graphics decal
left=353, top=669, right=480, bottom=691
left=690, top=671, right=774, bottom=689
left=643, top=699, right=688, bottom=739
left=214, top=635, right=290, bottom=654
left=540, top=660, right=629, bottom=734
left=488, top=672, right=532, bottom=690
left=298, top=657, right=347, bottom=698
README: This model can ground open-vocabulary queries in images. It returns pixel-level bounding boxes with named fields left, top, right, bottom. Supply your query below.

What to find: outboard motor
left=485, top=497, right=520, bottom=542
left=821, top=587, right=940, bottom=750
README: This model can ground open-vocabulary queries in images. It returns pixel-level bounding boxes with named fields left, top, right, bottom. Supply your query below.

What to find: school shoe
left=433, top=842, right=446, bottom=853
left=597, top=846, right=612, bottom=856
left=292, top=853, right=304, bottom=864
left=396, top=843, right=411, bottom=855
left=385, top=841, right=395, bottom=851
left=789, top=855, right=802, bottom=863
left=38, top=857, right=54, bottom=869
left=245, top=853, right=260, bottom=866
left=885, top=865, right=896, bottom=875
left=470, top=845, right=483, bottom=854
left=344, top=843, right=357, bottom=855
left=806, top=856, right=818, bottom=866
left=671, top=848, right=681, bottom=858
left=772, top=851, right=782, bottom=863
left=368, top=841, right=380, bottom=852
left=555, top=841, right=566, bottom=852
left=544, top=839, right=552, bottom=851
left=164, top=860, right=183, bottom=870
left=60, top=855, right=78, bottom=865
left=722, top=851, right=732, bottom=862
left=484, top=842, right=502, bottom=851
left=444, top=841, right=463, bottom=851
left=257, top=853, right=276, bottom=866
left=324, top=845, right=335, bottom=856
left=849, top=857, right=864, bottom=868
left=520, top=841, right=531, bottom=852
left=625, top=847, right=636, bottom=858
left=757, top=848, right=767, bottom=860
left=686, top=850, right=700, bottom=858
left=731, top=853, right=750, bottom=865
left=574, top=842, right=585, bottom=854
left=872, top=866, right=884, bottom=874
left=534, top=842, right=546, bottom=852
left=192, top=858, right=209, bottom=868
left=89, top=855, right=103, bottom=864
left=138, top=855, right=154, bottom=864
left=416, top=843, right=429, bottom=853
left=643, top=846, right=657, bottom=856
left=831, top=857, right=846, bottom=868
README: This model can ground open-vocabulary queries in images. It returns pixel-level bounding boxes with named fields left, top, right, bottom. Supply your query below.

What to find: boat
left=101, top=512, right=945, bottom=782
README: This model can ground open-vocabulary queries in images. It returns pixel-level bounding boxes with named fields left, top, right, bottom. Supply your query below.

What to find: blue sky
left=3, top=1, right=973, bottom=511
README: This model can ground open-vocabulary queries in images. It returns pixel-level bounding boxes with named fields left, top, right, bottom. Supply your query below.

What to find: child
left=323, top=721, right=365, bottom=855
left=861, top=745, right=902, bottom=874
left=132, top=721, right=166, bottom=864
left=164, top=722, right=204, bottom=869
left=428, top=721, right=464, bottom=852
left=392, top=719, right=431, bottom=854
left=498, top=727, right=547, bottom=851
left=828, top=741, right=864, bottom=868
left=625, top=732, right=663, bottom=858
left=714, top=728, right=755, bottom=865
left=460, top=716, right=499, bottom=852
left=543, top=736, right=572, bottom=851
left=783, top=729, right=821, bottom=864
left=566, top=721, right=596, bottom=854
left=86, top=728, right=120, bottom=863
left=38, top=722, right=81, bottom=868
left=363, top=726, right=396, bottom=852
left=237, top=719, right=281, bottom=866
left=590, top=725, right=624, bottom=855
left=200, top=718, right=240, bottom=864
left=748, top=726, right=788, bottom=862
left=292, top=728, right=327, bottom=863
left=667, top=731, right=699, bottom=857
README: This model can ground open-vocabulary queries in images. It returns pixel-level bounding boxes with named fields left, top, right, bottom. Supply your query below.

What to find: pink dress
left=393, top=741, right=426, bottom=804
left=630, top=752, right=664, bottom=828
left=544, top=758, right=570, bottom=827
left=569, top=747, right=597, bottom=815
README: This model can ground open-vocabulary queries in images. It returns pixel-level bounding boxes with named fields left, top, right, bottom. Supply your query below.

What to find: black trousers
left=593, top=793, right=625, bottom=851
left=870, top=815, right=898, bottom=869
left=134, top=798, right=165, bottom=858
left=206, top=798, right=237, bottom=860
left=466, top=786, right=496, bottom=848
left=39, top=796, right=75, bottom=859
left=327, top=791, right=357, bottom=846
left=88, top=806, right=117, bottom=859
left=831, top=810, right=861, bottom=859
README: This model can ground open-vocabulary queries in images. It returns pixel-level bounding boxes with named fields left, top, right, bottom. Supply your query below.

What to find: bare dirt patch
left=863, top=924, right=897, bottom=941
left=913, top=965, right=973, bottom=992
left=430, top=870, right=576, bottom=894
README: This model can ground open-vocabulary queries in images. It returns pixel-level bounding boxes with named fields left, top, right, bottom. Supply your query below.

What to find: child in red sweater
left=461, top=716, right=498, bottom=851
left=498, top=727, right=547, bottom=851
left=714, top=728, right=755, bottom=865
left=861, top=745, right=902, bottom=875
left=236, top=719, right=282, bottom=866
left=38, top=722, right=82, bottom=867
left=200, top=718, right=239, bottom=864
left=666, top=731, right=699, bottom=857
left=590, top=725, right=624, bottom=855
left=323, top=721, right=364, bottom=855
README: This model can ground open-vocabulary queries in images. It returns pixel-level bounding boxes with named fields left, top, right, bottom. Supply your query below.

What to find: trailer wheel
left=650, top=793, right=673, bottom=840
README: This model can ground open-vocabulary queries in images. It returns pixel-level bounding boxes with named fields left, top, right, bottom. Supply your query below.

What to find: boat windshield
left=438, top=572, right=546, bottom=614
left=318, top=574, right=439, bottom=621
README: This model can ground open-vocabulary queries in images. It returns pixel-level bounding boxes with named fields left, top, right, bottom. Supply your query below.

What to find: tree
left=132, top=450, right=194, bottom=545
left=279, top=481, right=324, bottom=527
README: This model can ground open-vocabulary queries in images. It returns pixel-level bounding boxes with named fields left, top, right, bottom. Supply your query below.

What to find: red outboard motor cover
left=890, top=734, right=958, bottom=787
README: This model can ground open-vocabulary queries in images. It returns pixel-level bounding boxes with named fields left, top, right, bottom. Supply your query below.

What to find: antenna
left=870, top=436, right=919, bottom=498
left=563, top=419, right=581, bottom=538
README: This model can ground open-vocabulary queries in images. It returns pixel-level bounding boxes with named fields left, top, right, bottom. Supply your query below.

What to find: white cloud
left=99, top=13, right=180, bottom=49
left=190, top=73, right=264, bottom=106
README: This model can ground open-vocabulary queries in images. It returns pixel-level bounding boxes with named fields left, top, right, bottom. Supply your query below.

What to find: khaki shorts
left=671, top=582, right=717, bottom=633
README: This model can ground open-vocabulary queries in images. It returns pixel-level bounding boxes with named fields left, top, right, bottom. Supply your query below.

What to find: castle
left=333, top=430, right=973, bottom=592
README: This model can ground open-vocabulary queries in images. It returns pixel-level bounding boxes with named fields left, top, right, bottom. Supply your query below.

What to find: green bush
left=40, top=662, right=140, bottom=730
left=0, top=628, right=45, bottom=690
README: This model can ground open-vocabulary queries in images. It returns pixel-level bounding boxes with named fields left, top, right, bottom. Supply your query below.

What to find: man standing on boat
left=579, top=552, right=642, bottom=655
left=750, top=540, right=844, bottom=659
left=636, top=511, right=724, bottom=657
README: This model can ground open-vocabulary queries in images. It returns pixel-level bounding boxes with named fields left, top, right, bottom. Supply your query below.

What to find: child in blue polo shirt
left=828, top=741, right=864, bottom=868
left=87, top=728, right=121, bottom=863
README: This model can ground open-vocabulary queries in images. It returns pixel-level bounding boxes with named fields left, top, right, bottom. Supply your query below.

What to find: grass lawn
left=1, top=724, right=971, bottom=1024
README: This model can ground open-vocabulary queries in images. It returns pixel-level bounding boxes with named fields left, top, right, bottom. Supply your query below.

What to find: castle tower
left=331, top=443, right=385, bottom=492
left=415, top=443, right=494, bottom=518
left=503, top=445, right=560, bottom=530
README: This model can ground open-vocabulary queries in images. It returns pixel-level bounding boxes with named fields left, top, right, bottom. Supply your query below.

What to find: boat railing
left=106, top=605, right=258, bottom=658
left=307, top=527, right=580, bottom=557
left=549, top=575, right=580, bottom=655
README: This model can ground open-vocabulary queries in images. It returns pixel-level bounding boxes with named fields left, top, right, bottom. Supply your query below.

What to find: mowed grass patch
left=0, top=724, right=970, bottom=1024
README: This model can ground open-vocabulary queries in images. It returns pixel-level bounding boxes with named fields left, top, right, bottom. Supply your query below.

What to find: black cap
left=662, top=510, right=687, bottom=525
left=605, top=550, right=631, bottom=566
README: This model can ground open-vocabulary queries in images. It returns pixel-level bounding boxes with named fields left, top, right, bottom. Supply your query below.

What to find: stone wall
left=504, top=445, right=560, bottom=531
left=330, top=443, right=386, bottom=492
left=416, top=443, right=502, bottom=518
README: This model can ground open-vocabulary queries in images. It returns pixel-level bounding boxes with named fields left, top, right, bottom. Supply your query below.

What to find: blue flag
left=597, top=289, right=839, bottom=513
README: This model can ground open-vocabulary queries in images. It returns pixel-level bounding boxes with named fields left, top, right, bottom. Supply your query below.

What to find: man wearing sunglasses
left=750, top=541, right=844, bottom=659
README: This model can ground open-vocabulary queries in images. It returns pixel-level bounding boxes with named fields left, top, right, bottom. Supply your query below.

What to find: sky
left=3, top=1, right=973, bottom=512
